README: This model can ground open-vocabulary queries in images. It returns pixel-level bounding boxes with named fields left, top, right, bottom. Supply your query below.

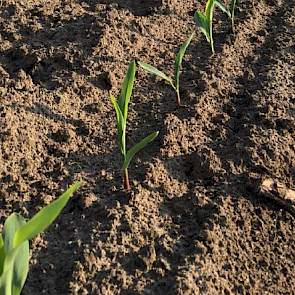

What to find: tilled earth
left=0, top=0, right=294, bottom=294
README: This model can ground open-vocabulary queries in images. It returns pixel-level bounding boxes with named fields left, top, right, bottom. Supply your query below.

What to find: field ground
left=0, top=0, right=295, bottom=294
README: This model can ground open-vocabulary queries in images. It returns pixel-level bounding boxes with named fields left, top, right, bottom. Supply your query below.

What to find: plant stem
left=231, top=17, right=235, bottom=34
left=176, top=90, right=181, bottom=107
left=210, top=37, right=215, bottom=55
left=123, top=168, right=131, bottom=190
left=209, top=7, right=215, bottom=55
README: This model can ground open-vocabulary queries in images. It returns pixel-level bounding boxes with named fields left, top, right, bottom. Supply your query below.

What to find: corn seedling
left=215, top=0, right=237, bottom=32
left=194, top=0, right=216, bottom=54
left=195, top=0, right=237, bottom=53
left=138, top=32, right=194, bottom=107
left=110, top=61, right=159, bottom=190
left=0, top=182, right=81, bottom=295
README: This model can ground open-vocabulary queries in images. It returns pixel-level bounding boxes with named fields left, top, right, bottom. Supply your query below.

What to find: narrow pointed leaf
left=110, top=93, right=126, bottom=155
left=13, top=182, right=81, bottom=249
left=3, top=214, right=25, bottom=253
left=205, top=0, right=216, bottom=20
left=194, top=12, right=210, bottom=42
left=11, top=241, right=29, bottom=295
left=205, top=0, right=216, bottom=54
left=0, top=235, right=3, bottom=249
left=123, top=131, right=159, bottom=170
left=229, top=0, right=237, bottom=17
left=174, top=32, right=194, bottom=93
left=229, top=0, right=237, bottom=29
left=0, top=214, right=29, bottom=295
left=138, top=61, right=174, bottom=88
left=215, top=0, right=231, bottom=17
left=0, top=244, right=29, bottom=295
left=118, top=61, right=136, bottom=121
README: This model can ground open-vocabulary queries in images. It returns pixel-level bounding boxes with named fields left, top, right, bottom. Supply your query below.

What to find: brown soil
left=0, top=0, right=295, bottom=294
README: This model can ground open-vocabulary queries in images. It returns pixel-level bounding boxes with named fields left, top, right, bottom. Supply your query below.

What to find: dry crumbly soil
left=0, top=0, right=295, bottom=294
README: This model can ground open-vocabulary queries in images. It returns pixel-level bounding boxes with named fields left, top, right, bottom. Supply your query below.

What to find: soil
left=0, top=0, right=295, bottom=294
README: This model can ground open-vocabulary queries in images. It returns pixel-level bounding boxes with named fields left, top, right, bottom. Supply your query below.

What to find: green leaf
left=229, top=0, right=237, bottom=29
left=13, top=182, right=81, bottom=249
left=138, top=61, right=175, bottom=89
left=11, top=241, right=29, bottom=295
left=118, top=61, right=136, bottom=121
left=174, top=32, right=194, bottom=93
left=3, top=214, right=25, bottom=253
left=205, top=0, right=215, bottom=21
left=194, top=11, right=210, bottom=43
left=229, top=0, right=237, bottom=17
left=215, top=0, right=231, bottom=17
left=195, top=0, right=217, bottom=53
left=0, top=183, right=80, bottom=295
left=0, top=214, right=29, bottom=295
left=110, top=93, right=126, bottom=155
left=123, top=131, right=159, bottom=170
left=205, top=0, right=216, bottom=54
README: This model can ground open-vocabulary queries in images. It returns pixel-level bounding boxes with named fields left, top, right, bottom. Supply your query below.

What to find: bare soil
left=0, top=0, right=295, bottom=294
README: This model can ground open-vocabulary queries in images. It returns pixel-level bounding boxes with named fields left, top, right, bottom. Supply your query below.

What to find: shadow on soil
left=0, top=7, right=103, bottom=90
left=206, top=0, right=294, bottom=185
left=2, top=0, right=294, bottom=293
left=77, top=0, right=163, bottom=16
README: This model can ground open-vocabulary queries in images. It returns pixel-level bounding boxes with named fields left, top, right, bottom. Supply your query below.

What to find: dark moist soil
left=0, top=0, right=295, bottom=294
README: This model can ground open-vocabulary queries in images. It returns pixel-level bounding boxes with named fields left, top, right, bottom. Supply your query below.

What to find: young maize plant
left=194, top=0, right=237, bottom=54
left=138, top=32, right=194, bottom=107
left=194, top=0, right=216, bottom=54
left=110, top=61, right=159, bottom=190
left=0, top=182, right=81, bottom=295
left=215, top=0, right=237, bottom=32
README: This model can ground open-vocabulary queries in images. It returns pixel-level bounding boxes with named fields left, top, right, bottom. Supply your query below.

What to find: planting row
left=112, top=0, right=238, bottom=190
